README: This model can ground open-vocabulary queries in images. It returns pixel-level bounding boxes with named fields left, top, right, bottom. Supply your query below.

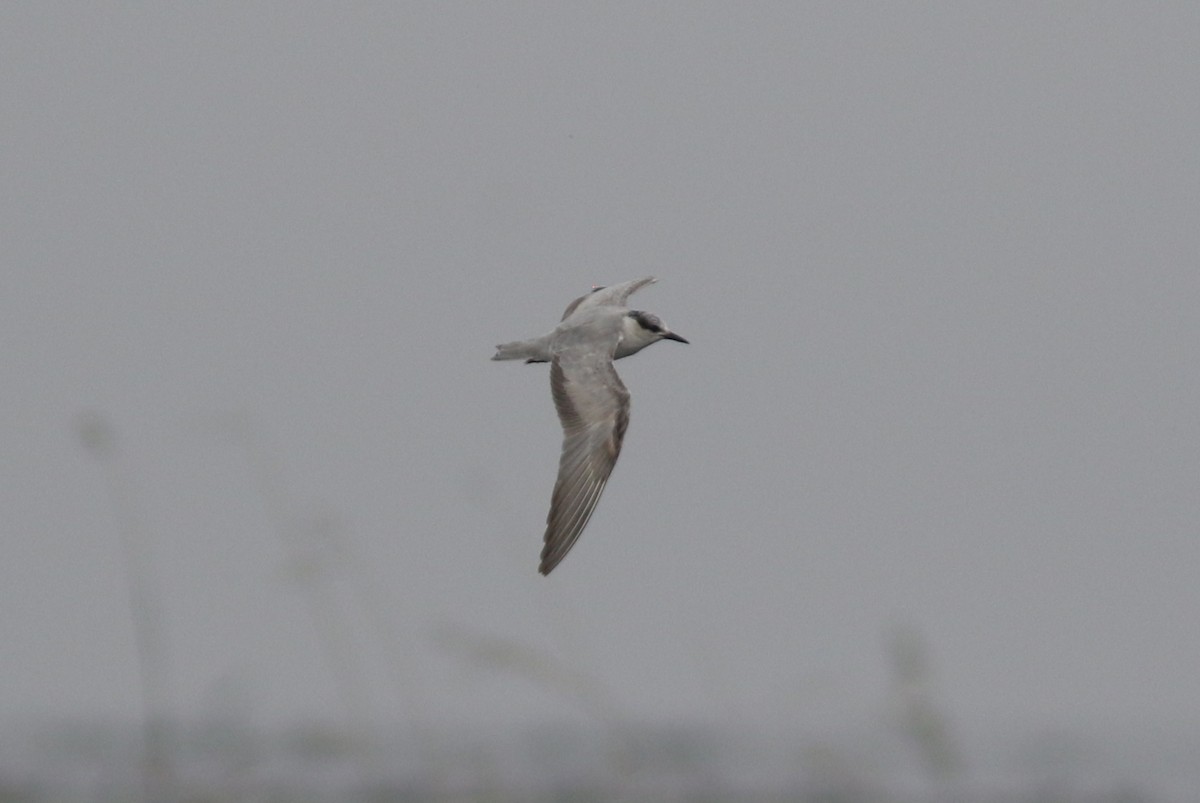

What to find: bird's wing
left=540, top=341, right=630, bottom=574
left=560, top=277, right=657, bottom=321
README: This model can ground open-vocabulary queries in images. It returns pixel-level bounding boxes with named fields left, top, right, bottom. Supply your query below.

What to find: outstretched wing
left=560, top=277, right=657, bottom=321
left=540, top=343, right=631, bottom=575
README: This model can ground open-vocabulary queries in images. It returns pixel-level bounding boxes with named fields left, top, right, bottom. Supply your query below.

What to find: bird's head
left=623, top=310, right=689, bottom=355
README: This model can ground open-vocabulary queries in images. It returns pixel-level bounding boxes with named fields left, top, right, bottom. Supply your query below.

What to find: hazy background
left=3, top=2, right=1198, bottom=796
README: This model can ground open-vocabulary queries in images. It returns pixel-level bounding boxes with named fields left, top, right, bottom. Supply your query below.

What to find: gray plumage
left=492, top=278, right=688, bottom=575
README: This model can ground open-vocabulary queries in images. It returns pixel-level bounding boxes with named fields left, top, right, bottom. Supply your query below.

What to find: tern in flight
left=492, top=278, right=688, bottom=574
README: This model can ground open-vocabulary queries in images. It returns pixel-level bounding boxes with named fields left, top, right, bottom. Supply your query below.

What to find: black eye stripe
left=628, top=311, right=662, bottom=332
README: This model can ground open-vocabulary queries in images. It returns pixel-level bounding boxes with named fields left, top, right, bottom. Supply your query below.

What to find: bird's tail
left=492, top=339, right=550, bottom=363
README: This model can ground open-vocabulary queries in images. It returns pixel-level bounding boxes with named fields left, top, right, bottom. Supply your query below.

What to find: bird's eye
left=631, top=311, right=661, bottom=332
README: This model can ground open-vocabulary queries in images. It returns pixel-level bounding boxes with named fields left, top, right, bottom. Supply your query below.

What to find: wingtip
left=539, top=547, right=566, bottom=575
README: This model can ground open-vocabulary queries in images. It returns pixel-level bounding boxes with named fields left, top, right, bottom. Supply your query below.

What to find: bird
left=492, top=277, right=689, bottom=575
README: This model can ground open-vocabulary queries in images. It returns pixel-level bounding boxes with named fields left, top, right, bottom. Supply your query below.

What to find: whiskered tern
left=492, top=278, right=688, bottom=575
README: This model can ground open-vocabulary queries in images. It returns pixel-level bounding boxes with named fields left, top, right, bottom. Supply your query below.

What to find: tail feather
left=492, top=340, right=548, bottom=362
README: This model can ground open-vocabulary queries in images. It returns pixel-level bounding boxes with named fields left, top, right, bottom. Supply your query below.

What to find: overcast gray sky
left=3, top=2, right=1198, bottom=750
